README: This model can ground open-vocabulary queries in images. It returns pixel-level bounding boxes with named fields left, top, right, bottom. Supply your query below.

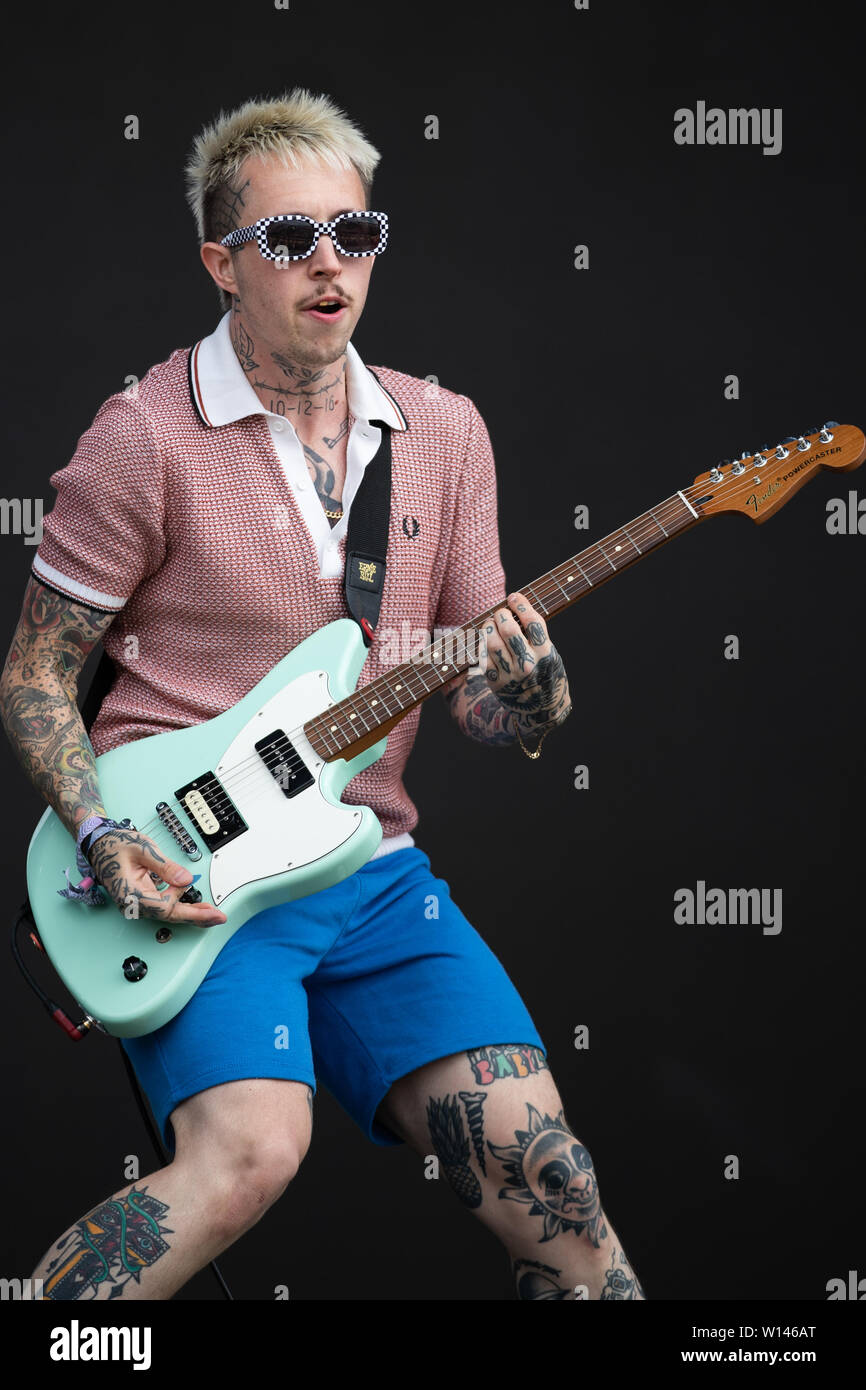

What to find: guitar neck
left=304, top=489, right=702, bottom=762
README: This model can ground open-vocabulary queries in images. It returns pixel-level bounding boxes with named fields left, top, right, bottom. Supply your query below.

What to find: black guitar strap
left=80, top=410, right=394, bottom=728
left=343, top=415, right=392, bottom=648
left=80, top=648, right=115, bottom=734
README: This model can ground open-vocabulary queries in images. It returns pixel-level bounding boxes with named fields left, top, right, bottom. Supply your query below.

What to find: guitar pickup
left=174, top=773, right=247, bottom=851
left=254, top=729, right=314, bottom=799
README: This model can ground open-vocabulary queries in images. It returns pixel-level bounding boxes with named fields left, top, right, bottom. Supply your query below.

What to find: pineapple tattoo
left=427, top=1095, right=482, bottom=1208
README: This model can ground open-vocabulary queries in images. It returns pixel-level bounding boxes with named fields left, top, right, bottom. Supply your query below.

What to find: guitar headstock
left=687, top=423, right=866, bottom=523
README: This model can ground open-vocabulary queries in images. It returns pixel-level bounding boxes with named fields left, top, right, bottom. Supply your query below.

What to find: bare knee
left=212, top=1135, right=303, bottom=1238
left=171, top=1079, right=312, bottom=1239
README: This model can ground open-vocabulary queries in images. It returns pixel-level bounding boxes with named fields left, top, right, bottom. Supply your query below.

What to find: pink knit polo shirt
left=32, top=316, right=508, bottom=843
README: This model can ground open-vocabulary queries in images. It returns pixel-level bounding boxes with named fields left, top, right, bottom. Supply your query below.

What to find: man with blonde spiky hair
left=2, top=89, right=644, bottom=1301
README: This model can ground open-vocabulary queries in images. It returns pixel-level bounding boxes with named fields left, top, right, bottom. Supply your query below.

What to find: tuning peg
left=709, top=466, right=723, bottom=483
left=731, top=459, right=746, bottom=475
left=820, top=421, right=838, bottom=441
left=753, top=452, right=767, bottom=468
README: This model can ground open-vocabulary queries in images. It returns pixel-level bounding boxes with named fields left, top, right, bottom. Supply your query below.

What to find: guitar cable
left=11, top=899, right=234, bottom=1300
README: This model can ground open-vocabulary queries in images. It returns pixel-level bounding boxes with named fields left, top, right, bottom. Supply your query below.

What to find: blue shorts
left=121, top=846, right=545, bottom=1153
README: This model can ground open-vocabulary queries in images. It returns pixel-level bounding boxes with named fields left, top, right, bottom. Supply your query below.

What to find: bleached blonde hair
left=184, top=89, right=381, bottom=310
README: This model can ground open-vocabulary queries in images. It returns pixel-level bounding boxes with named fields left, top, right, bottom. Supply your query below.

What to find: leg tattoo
left=427, top=1095, right=483, bottom=1209
left=458, top=1091, right=488, bottom=1176
left=512, top=1257, right=572, bottom=1300
left=467, top=1044, right=549, bottom=1086
left=600, top=1247, right=646, bottom=1300
left=488, top=1103, right=607, bottom=1246
left=41, top=1186, right=173, bottom=1300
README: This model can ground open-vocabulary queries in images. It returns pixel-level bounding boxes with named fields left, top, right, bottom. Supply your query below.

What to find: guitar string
left=126, top=450, right=822, bottom=845
left=168, top=451, right=801, bottom=812
left=124, top=441, right=837, bottom=849
left=127, top=489, right=699, bottom=840
left=133, top=444, right=827, bottom=841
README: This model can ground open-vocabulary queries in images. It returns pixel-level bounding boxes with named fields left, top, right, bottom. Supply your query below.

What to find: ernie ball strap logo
left=349, top=554, right=383, bottom=589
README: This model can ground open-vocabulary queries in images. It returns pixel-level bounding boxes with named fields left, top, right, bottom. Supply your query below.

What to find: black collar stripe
left=367, top=368, right=410, bottom=430
left=187, top=342, right=212, bottom=426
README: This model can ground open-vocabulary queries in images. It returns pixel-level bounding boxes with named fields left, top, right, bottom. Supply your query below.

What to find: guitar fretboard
left=304, top=490, right=700, bottom=761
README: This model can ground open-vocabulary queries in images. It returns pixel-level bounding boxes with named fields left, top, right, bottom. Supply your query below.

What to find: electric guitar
left=25, top=423, right=865, bottom=1038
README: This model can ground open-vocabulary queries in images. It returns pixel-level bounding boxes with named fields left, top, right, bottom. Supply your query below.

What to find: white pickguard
left=207, top=668, right=364, bottom=905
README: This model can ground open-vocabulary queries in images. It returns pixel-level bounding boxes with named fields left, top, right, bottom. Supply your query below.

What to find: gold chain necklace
left=322, top=409, right=351, bottom=520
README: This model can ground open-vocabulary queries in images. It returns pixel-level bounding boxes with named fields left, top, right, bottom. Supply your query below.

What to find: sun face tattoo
left=488, top=1104, right=607, bottom=1246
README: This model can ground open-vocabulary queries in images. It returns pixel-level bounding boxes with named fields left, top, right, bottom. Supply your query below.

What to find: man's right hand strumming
left=86, top=825, right=227, bottom=927
left=0, top=576, right=226, bottom=928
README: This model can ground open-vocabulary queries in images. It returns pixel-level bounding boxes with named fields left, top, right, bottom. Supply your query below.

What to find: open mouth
left=304, top=299, right=345, bottom=319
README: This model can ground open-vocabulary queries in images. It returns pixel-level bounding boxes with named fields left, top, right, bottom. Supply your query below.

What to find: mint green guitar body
left=26, top=619, right=386, bottom=1038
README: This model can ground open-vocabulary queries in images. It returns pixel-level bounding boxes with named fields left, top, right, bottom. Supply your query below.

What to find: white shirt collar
left=188, top=310, right=408, bottom=432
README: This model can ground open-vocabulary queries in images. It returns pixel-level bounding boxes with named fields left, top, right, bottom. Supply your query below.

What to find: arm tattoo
left=0, top=578, right=113, bottom=833
left=443, top=673, right=518, bottom=747
left=444, top=636, right=572, bottom=747
left=87, top=828, right=178, bottom=918
left=493, top=647, right=572, bottom=732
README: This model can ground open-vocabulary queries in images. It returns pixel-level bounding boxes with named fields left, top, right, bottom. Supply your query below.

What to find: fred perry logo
left=402, top=516, right=420, bottom=538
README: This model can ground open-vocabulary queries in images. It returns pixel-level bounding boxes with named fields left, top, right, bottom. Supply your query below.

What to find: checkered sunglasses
left=219, top=211, right=389, bottom=262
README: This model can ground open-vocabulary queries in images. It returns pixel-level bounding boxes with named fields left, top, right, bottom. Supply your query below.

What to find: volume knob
left=122, top=956, right=148, bottom=982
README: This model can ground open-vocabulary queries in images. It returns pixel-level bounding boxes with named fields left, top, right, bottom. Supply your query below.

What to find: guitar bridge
left=156, top=801, right=202, bottom=860
left=174, top=773, right=247, bottom=851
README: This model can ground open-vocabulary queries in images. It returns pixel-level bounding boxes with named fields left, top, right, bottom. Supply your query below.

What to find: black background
left=1, top=0, right=863, bottom=1305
